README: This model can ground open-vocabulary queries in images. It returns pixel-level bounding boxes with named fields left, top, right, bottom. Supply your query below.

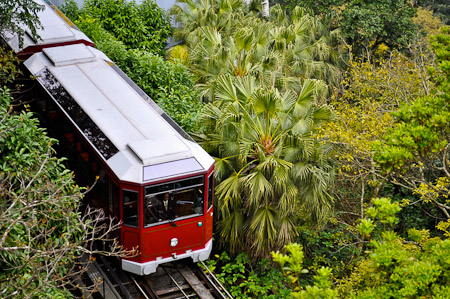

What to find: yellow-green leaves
left=356, top=219, right=375, bottom=238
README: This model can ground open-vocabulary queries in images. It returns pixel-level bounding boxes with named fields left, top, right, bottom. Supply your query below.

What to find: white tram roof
left=24, top=44, right=214, bottom=184
left=1, top=0, right=93, bottom=54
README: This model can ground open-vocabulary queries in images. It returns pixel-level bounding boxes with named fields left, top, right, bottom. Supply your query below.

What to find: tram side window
left=123, top=190, right=138, bottom=227
left=207, top=173, right=214, bottom=210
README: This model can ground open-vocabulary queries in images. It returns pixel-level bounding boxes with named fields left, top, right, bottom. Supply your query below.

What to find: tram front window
left=144, top=176, right=204, bottom=227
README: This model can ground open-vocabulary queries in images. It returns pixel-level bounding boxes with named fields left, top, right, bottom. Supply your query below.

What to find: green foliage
left=271, top=198, right=450, bottom=298
left=171, top=0, right=339, bottom=257
left=74, top=14, right=129, bottom=63
left=170, top=0, right=246, bottom=42
left=373, top=94, right=449, bottom=172
left=364, top=197, right=401, bottom=227
left=205, top=251, right=290, bottom=298
left=0, top=45, right=21, bottom=84
left=65, top=8, right=201, bottom=132
left=0, top=88, right=83, bottom=297
left=341, top=0, right=417, bottom=54
left=275, top=0, right=418, bottom=55
left=272, top=243, right=309, bottom=281
left=271, top=0, right=344, bottom=15
left=431, top=27, right=450, bottom=85
left=0, top=0, right=44, bottom=48
left=295, top=224, right=359, bottom=277
left=417, top=0, right=450, bottom=25
left=172, top=0, right=343, bottom=99
left=272, top=243, right=337, bottom=298
left=373, top=27, right=450, bottom=175
left=321, top=46, right=435, bottom=230
left=62, top=0, right=171, bottom=54
left=338, top=198, right=450, bottom=298
left=59, top=0, right=80, bottom=21
left=413, top=6, right=444, bottom=37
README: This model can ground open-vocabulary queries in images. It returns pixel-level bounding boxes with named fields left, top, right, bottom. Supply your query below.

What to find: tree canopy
left=0, top=0, right=43, bottom=47
left=62, top=0, right=172, bottom=54
left=272, top=0, right=418, bottom=55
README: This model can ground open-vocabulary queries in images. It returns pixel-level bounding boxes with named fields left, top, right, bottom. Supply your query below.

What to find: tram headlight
left=170, top=238, right=178, bottom=247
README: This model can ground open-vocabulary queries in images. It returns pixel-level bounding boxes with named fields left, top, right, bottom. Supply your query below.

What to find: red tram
left=2, top=1, right=214, bottom=276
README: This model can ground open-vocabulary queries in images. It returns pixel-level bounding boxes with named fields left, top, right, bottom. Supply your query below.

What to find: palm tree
left=172, top=3, right=342, bottom=100
left=195, top=75, right=334, bottom=257
left=171, top=0, right=338, bottom=256
left=170, top=0, right=246, bottom=42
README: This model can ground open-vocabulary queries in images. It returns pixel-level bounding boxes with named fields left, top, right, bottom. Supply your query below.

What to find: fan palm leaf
left=248, top=205, right=278, bottom=256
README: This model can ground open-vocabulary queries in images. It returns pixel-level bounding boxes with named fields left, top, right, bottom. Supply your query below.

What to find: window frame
left=207, top=172, right=214, bottom=211
left=143, top=175, right=205, bottom=228
left=122, top=189, right=139, bottom=228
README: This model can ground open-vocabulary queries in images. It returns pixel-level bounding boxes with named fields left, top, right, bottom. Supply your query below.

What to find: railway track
left=75, top=255, right=233, bottom=299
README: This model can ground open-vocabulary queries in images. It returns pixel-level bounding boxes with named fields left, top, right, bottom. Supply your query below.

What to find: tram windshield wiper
left=169, top=219, right=177, bottom=227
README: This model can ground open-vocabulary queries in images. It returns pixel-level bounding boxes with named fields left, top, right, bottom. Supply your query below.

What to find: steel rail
left=131, top=275, right=150, bottom=299
left=163, top=266, right=191, bottom=299
left=97, top=255, right=133, bottom=299
left=200, top=261, right=234, bottom=299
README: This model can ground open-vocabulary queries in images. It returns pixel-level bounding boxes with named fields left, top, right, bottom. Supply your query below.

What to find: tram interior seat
left=176, top=201, right=194, bottom=217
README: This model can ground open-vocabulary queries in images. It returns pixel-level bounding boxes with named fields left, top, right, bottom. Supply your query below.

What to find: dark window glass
left=176, top=176, right=203, bottom=189
left=113, top=184, right=120, bottom=220
left=123, top=190, right=138, bottom=227
left=145, top=183, right=174, bottom=196
left=144, top=194, right=160, bottom=226
left=207, top=172, right=214, bottom=210
left=36, top=68, right=119, bottom=160
left=174, top=186, right=204, bottom=217
left=144, top=176, right=204, bottom=227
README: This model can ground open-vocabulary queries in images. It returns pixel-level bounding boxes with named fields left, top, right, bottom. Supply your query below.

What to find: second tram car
left=1, top=0, right=94, bottom=59
left=22, top=43, right=214, bottom=275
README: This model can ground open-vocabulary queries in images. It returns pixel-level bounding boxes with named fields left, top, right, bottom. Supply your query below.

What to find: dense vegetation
left=2, top=0, right=450, bottom=297
left=172, top=1, right=450, bottom=297
left=170, top=0, right=341, bottom=257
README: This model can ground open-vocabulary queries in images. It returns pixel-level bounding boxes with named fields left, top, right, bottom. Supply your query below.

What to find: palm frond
left=216, top=172, right=243, bottom=203
left=218, top=209, right=244, bottom=254
left=214, top=156, right=235, bottom=182
left=243, top=170, right=273, bottom=208
left=215, top=74, right=238, bottom=102
left=234, top=75, right=257, bottom=100
left=248, top=205, right=278, bottom=256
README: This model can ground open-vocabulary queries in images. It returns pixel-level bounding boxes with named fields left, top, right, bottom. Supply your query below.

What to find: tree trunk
left=261, top=0, right=270, bottom=18
left=243, top=0, right=269, bottom=17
